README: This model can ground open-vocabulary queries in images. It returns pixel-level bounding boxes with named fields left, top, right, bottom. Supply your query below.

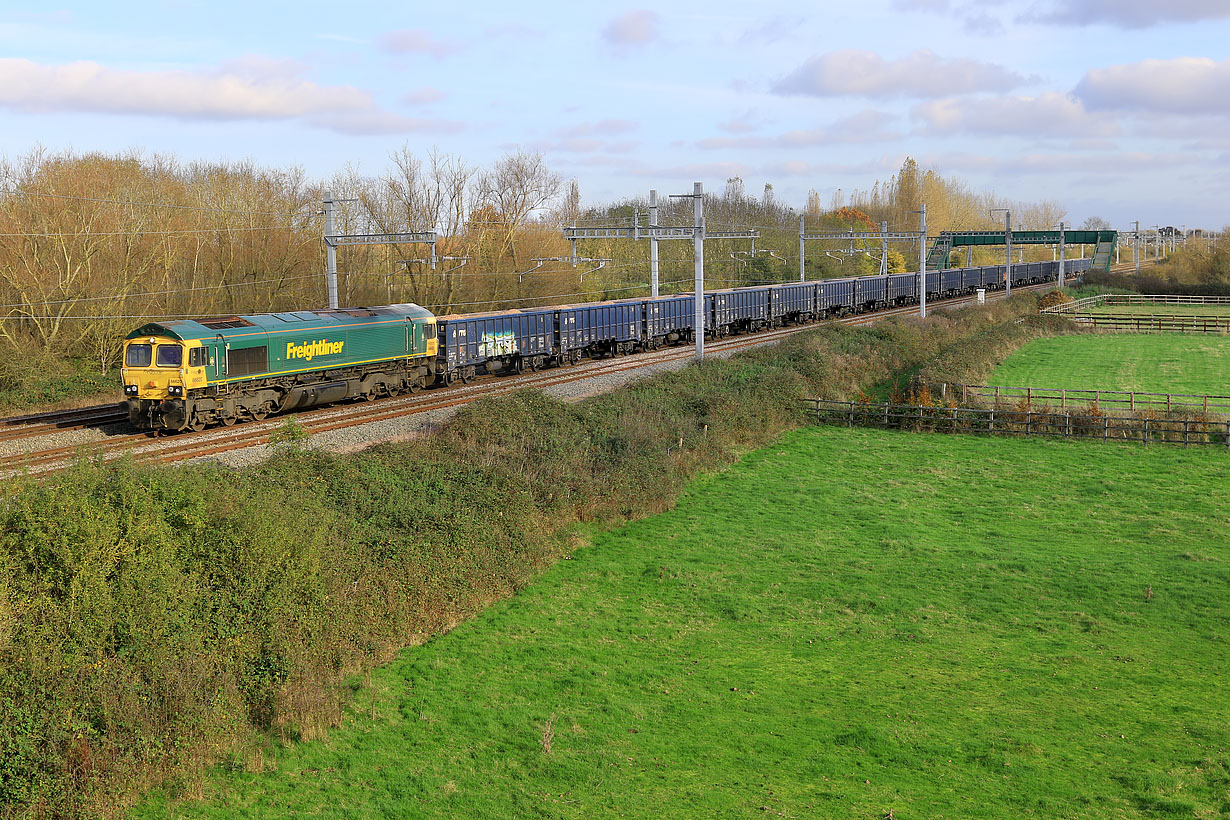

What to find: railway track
left=4, top=269, right=1140, bottom=476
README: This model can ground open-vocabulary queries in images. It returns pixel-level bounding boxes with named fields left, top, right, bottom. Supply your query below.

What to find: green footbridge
left=928, top=230, right=1117, bottom=272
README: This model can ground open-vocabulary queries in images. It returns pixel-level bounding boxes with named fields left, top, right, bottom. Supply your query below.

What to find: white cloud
left=699, top=110, right=902, bottom=149
left=378, top=28, right=460, bottom=58
left=0, top=57, right=461, bottom=135
left=1025, top=0, right=1230, bottom=27
left=774, top=50, right=1028, bottom=99
left=559, top=119, right=639, bottom=138
left=718, top=110, right=765, bottom=135
left=913, top=93, right=1118, bottom=137
left=601, top=10, right=659, bottom=48
left=1076, top=58, right=1230, bottom=115
left=737, top=16, right=803, bottom=45
left=401, top=86, right=445, bottom=105
left=928, top=150, right=1200, bottom=175
left=961, top=12, right=1006, bottom=35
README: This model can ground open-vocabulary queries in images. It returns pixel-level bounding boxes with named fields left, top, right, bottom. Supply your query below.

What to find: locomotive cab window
left=188, top=347, right=208, bottom=367
left=156, top=345, right=182, bottom=367
left=126, top=344, right=152, bottom=367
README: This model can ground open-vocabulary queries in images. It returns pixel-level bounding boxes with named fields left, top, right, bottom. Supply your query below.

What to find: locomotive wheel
left=251, top=407, right=269, bottom=422
left=188, top=417, right=207, bottom=433
left=409, top=379, right=422, bottom=393
left=221, top=415, right=237, bottom=427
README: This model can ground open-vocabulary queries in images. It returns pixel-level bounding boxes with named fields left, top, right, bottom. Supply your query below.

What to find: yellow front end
left=120, top=337, right=208, bottom=429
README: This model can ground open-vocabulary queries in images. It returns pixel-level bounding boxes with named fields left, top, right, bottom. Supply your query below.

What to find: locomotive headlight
left=125, top=385, right=138, bottom=395
left=168, top=385, right=183, bottom=396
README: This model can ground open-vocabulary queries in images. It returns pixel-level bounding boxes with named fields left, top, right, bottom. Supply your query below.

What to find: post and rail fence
left=1066, top=314, right=1230, bottom=333
left=1043, top=293, right=1230, bottom=314
left=937, top=383, right=1230, bottom=415
left=803, top=398, right=1230, bottom=448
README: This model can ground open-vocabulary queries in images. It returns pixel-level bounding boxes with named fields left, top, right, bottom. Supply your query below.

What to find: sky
left=1, top=0, right=1228, bottom=231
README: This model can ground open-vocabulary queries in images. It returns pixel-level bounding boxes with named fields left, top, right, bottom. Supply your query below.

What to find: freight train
left=120, top=259, right=1089, bottom=432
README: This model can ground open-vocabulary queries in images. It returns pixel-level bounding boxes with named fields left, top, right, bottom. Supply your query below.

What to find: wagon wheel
left=444, top=370, right=457, bottom=387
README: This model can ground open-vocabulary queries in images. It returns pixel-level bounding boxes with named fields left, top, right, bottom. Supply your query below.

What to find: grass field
left=988, top=334, right=1230, bottom=395
left=135, top=427, right=1230, bottom=820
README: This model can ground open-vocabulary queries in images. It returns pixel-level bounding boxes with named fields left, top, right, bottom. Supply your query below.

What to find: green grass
left=135, top=427, right=1230, bottom=820
left=1087, top=303, right=1230, bottom=317
left=988, top=334, right=1230, bottom=395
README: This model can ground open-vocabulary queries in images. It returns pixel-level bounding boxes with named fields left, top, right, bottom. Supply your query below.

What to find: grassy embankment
left=0, top=357, right=118, bottom=415
left=2, top=295, right=1079, bottom=818
left=987, top=335, right=1230, bottom=395
left=134, top=426, right=1230, bottom=820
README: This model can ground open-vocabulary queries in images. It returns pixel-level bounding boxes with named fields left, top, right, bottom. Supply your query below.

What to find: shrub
left=1038, top=290, right=1074, bottom=310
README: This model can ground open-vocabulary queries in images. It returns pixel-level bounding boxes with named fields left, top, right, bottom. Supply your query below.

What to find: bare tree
left=473, top=151, right=562, bottom=269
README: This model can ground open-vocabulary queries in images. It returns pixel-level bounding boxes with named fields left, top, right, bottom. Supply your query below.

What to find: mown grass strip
left=988, top=334, right=1230, bottom=396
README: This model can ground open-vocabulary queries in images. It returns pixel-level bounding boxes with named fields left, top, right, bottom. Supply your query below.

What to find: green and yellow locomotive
left=120, top=303, right=437, bottom=431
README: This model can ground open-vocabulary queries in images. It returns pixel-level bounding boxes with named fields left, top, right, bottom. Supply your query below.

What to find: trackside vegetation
left=134, top=426, right=1230, bottom=820
left=0, top=294, right=1082, bottom=818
